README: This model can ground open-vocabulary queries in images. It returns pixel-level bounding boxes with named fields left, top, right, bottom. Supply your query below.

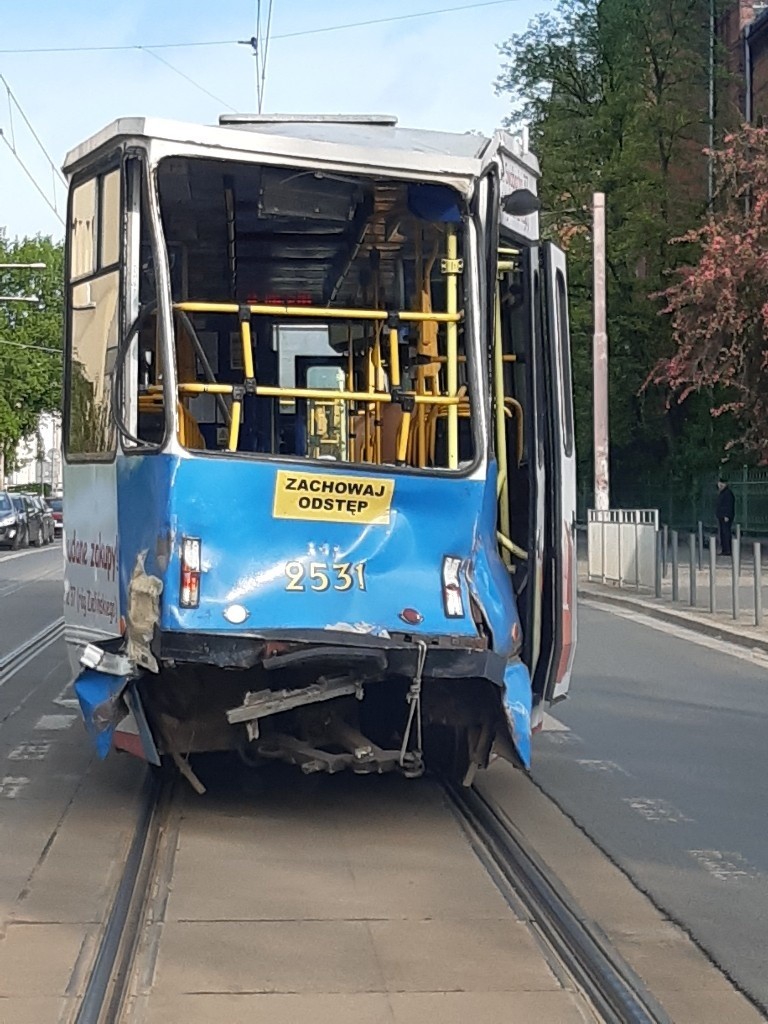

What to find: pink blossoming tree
left=653, top=126, right=768, bottom=458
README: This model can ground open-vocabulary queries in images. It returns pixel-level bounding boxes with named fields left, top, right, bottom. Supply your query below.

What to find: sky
left=0, top=0, right=552, bottom=242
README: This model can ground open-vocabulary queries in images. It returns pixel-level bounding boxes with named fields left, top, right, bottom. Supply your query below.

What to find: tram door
left=540, top=243, right=577, bottom=702
left=532, top=240, right=581, bottom=708
left=495, top=242, right=576, bottom=709
left=63, top=165, right=126, bottom=655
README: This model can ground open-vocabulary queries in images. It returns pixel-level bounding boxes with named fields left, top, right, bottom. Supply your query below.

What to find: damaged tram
left=62, top=114, right=576, bottom=789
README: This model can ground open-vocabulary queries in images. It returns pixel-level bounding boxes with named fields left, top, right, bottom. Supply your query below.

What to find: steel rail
left=74, top=773, right=168, bottom=1024
left=445, top=784, right=671, bottom=1024
left=0, top=617, right=65, bottom=687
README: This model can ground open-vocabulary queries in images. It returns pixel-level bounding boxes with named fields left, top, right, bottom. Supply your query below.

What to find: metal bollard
left=754, top=542, right=762, bottom=627
left=662, top=524, right=669, bottom=579
left=689, top=533, right=697, bottom=607
left=655, top=531, right=662, bottom=598
left=671, top=530, right=679, bottom=602
left=736, top=524, right=742, bottom=578
left=732, top=536, right=741, bottom=620
left=698, top=521, right=704, bottom=571
left=709, top=535, right=717, bottom=613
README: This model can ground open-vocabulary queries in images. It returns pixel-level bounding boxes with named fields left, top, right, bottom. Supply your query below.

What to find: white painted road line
left=581, top=597, right=768, bottom=670
left=0, top=543, right=61, bottom=564
left=34, top=714, right=77, bottom=731
left=0, top=776, right=29, bottom=797
left=541, top=712, right=570, bottom=732
left=53, top=681, right=79, bottom=710
left=689, top=850, right=759, bottom=882
left=8, top=741, right=51, bottom=761
left=576, top=759, right=630, bottom=776
left=624, top=797, right=694, bottom=824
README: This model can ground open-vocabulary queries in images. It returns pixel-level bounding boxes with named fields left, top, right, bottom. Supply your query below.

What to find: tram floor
left=122, top=763, right=591, bottom=1024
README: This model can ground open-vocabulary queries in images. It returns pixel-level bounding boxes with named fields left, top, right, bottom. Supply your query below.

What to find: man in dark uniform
left=716, top=480, right=735, bottom=556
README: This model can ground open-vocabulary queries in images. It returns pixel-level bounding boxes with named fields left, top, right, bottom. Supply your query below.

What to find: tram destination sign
left=273, top=470, right=394, bottom=525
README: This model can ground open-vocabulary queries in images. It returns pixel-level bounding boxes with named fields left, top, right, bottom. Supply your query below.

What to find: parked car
left=30, top=495, right=55, bottom=544
left=14, top=494, right=49, bottom=547
left=0, top=491, right=29, bottom=549
left=46, top=496, right=63, bottom=536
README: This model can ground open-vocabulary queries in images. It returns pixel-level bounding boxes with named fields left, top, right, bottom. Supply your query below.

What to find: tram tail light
left=180, top=537, right=201, bottom=608
left=442, top=556, right=465, bottom=618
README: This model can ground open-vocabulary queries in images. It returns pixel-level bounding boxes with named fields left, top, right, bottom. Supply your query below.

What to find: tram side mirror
left=501, top=189, right=541, bottom=217
left=141, top=349, right=154, bottom=390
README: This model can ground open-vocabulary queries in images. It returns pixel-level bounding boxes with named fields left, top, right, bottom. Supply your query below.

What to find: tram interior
left=135, top=156, right=478, bottom=470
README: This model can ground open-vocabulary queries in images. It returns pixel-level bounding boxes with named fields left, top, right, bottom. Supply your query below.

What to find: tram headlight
left=441, top=556, right=465, bottom=618
left=180, top=537, right=201, bottom=608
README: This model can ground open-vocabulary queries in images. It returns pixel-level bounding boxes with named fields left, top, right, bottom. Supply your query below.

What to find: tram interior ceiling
left=134, top=157, right=478, bottom=469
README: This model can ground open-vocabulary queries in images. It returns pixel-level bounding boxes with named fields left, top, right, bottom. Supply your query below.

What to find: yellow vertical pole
left=445, top=226, right=459, bottom=469
left=396, top=410, right=412, bottom=463
left=240, top=315, right=255, bottom=379
left=228, top=400, right=242, bottom=451
left=346, top=326, right=354, bottom=462
left=373, top=324, right=383, bottom=463
left=494, top=283, right=511, bottom=565
left=364, top=336, right=374, bottom=461
left=388, top=326, right=400, bottom=388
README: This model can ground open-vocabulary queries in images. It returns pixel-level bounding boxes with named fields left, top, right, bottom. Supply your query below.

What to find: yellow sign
left=273, top=470, right=394, bottom=525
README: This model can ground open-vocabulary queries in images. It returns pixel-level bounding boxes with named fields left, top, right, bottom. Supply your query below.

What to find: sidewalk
left=578, top=557, right=768, bottom=655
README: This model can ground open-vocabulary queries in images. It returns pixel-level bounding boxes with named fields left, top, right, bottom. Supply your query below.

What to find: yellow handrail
left=163, top=383, right=461, bottom=406
left=174, top=301, right=462, bottom=324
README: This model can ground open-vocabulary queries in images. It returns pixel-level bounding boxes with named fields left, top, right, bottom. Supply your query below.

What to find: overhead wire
left=251, top=0, right=275, bottom=113
left=140, top=49, right=237, bottom=111
left=0, top=1, right=526, bottom=55
left=0, top=73, right=66, bottom=223
left=0, top=133, right=65, bottom=224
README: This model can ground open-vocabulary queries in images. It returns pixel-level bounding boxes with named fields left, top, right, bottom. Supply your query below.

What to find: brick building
left=744, top=4, right=768, bottom=121
left=718, top=0, right=768, bottom=124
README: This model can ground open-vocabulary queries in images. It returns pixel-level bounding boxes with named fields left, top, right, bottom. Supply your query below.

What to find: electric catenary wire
left=141, top=49, right=237, bottom=112
left=0, top=1, right=526, bottom=54
left=250, top=0, right=275, bottom=113
left=0, top=74, right=65, bottom=224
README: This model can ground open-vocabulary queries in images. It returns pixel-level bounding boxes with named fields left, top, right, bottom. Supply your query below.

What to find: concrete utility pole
left=593, top=192, right=610, bottom=512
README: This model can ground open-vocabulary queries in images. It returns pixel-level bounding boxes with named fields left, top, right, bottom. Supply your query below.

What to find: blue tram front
left=62, top=115, right=576, bottom=787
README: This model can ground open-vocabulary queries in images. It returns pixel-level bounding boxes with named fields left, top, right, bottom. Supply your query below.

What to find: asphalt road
left=535, top=601, right=768, bottom=1014
left=0, top=542, right=64, bottom=657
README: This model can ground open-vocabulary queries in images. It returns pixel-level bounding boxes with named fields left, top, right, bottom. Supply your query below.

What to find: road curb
left=577, top=587, right=768, bottom=656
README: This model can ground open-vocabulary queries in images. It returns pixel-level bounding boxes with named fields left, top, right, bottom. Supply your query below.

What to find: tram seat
left=137, top=395, right=206, bottom=450
left=349, top=404, right=404, bottom=464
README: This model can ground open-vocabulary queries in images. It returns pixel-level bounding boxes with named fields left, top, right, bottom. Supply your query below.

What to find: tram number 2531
left=284, top=560, right=367, bottom=593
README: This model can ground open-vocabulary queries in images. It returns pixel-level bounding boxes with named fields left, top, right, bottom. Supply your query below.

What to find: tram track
left=0, top=616, right=65, bottom=688
left=445, top=783, right=670, bottom=1024
left=73, top=766, right=673, bottom=1024
left=74, top=773, right=168, bottom=1024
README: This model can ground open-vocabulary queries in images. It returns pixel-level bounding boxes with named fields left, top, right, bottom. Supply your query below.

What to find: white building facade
left=2, top=412, right=62, bottom=494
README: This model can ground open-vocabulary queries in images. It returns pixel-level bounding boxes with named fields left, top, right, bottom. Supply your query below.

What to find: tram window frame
left=64, top=159, right=124, bottom=464
left=555, top=270, right=574, bottom=459
left=120, top=156, right=173, bottom=455
left=153, top=152, right=484, bottom=479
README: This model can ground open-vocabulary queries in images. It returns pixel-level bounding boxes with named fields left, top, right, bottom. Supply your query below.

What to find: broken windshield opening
left=135, top=156, right=475, bottom=470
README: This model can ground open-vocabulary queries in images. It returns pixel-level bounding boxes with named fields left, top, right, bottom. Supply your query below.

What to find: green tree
left=496, top=0, right=734, bottom=500
left=0, top=234, right=64, bottom=474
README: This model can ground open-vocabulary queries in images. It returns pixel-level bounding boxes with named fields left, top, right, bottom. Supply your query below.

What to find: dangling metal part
left=399, top=639, right=428, bottom=777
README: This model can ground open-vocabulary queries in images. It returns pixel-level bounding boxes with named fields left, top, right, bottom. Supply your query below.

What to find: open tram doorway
left=130, top=155, right=479, bottom=473
left=493, top=231, right=576, bottom=713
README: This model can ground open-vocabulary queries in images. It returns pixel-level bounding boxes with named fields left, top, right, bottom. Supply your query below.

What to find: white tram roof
left=62, top=114, right=539, bottom=195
